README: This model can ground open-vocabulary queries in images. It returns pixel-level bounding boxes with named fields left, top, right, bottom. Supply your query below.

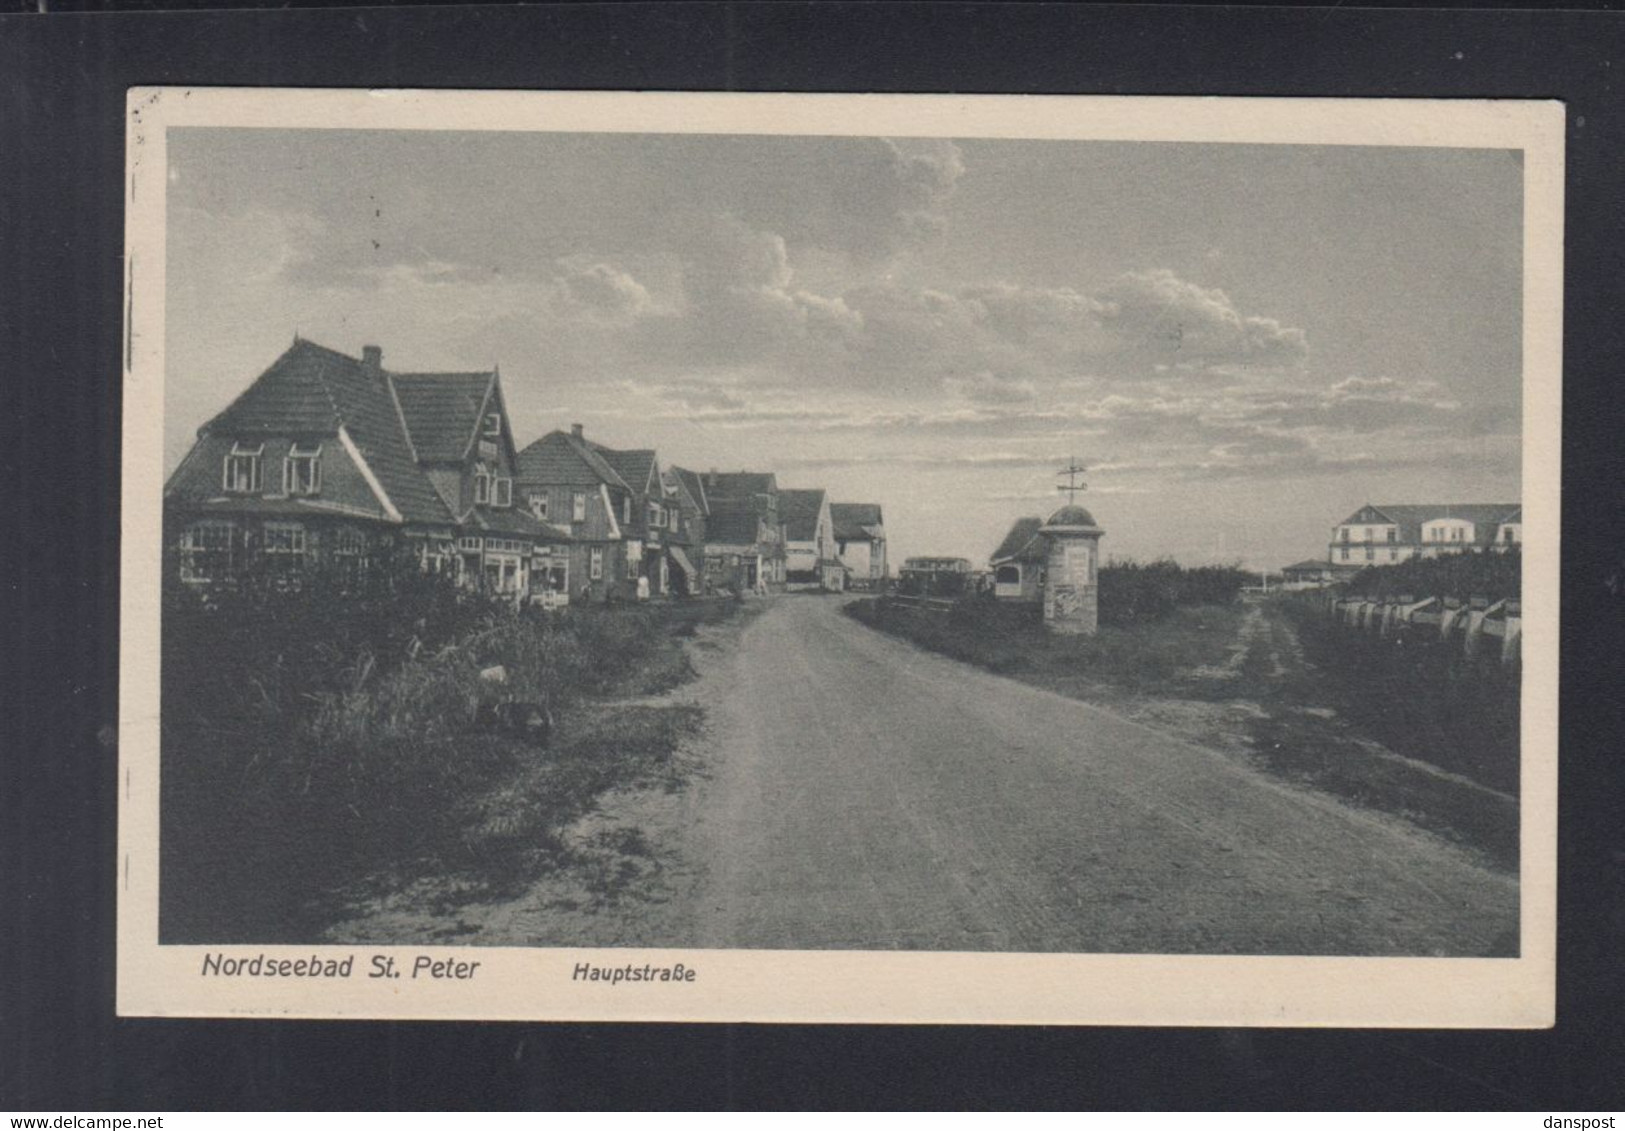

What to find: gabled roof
left=703, top=471, right=777, bottom=499
left=588, top=443, right=659, bottom=496
left=194, top=339, right=454, bottom=525
left=778, top=488, right=826, bottom=542
left=1337, top=503, right=1521, bottom=545
left=670, top=466, right=710, bottom=516
left=390, top=371, right=497, bottom=463
left=830, top=503, right=883, bottom=542
left=514, top=431, right=631, bottom=491
left=991, top=516, right=1046, bottom=564
left=706, top=496, right=763, bottom=545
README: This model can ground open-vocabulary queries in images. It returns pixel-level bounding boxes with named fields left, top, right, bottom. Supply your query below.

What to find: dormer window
left=223, top=442, right=263, bottom=494
left=492, top=476, right=512, bottom=508
left=483, top=413, right=501, bottom=438
left=284, top=442, right=322, bottom=496
left=529, top=493, right=549, bottom=521
left=474, top=466, right=491, bottom=505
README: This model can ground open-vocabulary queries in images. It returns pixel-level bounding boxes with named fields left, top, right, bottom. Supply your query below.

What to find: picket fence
left=1321, top=591, right=1522, bottom=669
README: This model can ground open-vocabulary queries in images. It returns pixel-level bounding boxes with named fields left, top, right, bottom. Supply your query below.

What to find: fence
left=882, top=593, right=960, bottom=616
left=1320, top=591, right=1522, bottom=669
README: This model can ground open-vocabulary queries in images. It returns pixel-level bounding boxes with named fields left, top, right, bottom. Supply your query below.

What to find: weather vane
left=1057, top=457, right=1088, bottom=504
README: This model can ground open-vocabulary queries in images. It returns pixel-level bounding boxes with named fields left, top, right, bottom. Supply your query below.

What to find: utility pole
left=1057, top=457, right=1088, bottom=504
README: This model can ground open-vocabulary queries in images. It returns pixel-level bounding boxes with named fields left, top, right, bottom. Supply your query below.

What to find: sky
left=164, top=128, right=1524, bottom=570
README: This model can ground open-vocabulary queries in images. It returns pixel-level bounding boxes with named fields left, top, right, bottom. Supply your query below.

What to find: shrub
left=1098, top=559, right=1250, bottom=625
left=1342, top=547, right=1520, bottom=603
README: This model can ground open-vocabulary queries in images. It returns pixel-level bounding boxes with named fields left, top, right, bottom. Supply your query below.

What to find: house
left=1279, top=559, right=1366, bottom=590
left=699, top=471, right=787, bottom=592
left=988, top=516, right=1046, bottom=602
left=1329, top=503, right=1522, bottom=566
left=163, top=338, right=570, bottom=598
left=829, top=503, right=887, bottom=590
left=658, top=466, right=707, bottom=596
left=779, top=488, right=845, bottom=591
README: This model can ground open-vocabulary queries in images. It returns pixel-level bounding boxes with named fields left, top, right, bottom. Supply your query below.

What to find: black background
left=3, top=1, right=1624, bottom=1110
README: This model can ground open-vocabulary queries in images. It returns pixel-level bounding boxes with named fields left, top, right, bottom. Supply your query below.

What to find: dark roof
left=706, top=496, right=762, bottom=545
left=702, top=471, right=776, bottom=499
left=588, top=443, right=658, bottom=495
left=991, top=517, right=1046, bottom=564
left=1281, top=558, right=1361, bottom=574
left=778, top=488, right=826, bottom=542
left=1043, top=504, right=1099, bottom=529
left=1337, top=503, right=1520, bottom=545
left=670, top=466, right=710, bottom=516
left=466, top=505, right=572, bottom=543
left=196, top=339, right=453, bottom=525
left=514, top=431, right=631, bottom=491
left=391, top=372, right=495, bottom=463
left=829, top=503, right=882, bottom=537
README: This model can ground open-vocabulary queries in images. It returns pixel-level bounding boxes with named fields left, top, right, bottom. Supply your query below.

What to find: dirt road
left=330, top=596, right=1518, bottom=955
left=677, top=596, right=1516, bottom=955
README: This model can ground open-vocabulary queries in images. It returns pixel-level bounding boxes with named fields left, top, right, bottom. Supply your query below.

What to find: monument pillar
left=1039, top=505, right=1104, bottom=635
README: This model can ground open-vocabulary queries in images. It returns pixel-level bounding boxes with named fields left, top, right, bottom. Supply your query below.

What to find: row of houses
left=1277, top=502, right=1523, bottom=589
left=163, top=338, right=888, bottom=604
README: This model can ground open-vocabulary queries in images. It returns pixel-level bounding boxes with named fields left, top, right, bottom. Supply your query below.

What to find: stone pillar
left=1039, top=506, right=1104, bottom=635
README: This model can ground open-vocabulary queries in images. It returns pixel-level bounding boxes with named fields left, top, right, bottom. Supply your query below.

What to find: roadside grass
left=846, top=594, right=1519, bottom=871
left=161, top=585, right=741, bottom=944
left=843, top=596, right=1244, bottom=697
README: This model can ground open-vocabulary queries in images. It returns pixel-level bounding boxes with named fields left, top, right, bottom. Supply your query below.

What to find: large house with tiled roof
left=164, top=338, right=570, bottom=597
left=1329, top=503, right=1521, bottom=567
left=780, top=487, right=845, bottom=591
left=830, top=503, right=887, bottom=590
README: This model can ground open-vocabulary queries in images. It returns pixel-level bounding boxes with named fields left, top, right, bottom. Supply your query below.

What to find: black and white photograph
left=117, top=90, right=1560, bottom=1025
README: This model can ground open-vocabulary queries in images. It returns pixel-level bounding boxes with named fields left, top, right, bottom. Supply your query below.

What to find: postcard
left=119, top=89, right=1560, bottom=1024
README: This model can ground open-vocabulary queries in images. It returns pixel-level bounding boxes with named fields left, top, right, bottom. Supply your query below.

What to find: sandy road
left=678, top=596, right=1517, bottom=956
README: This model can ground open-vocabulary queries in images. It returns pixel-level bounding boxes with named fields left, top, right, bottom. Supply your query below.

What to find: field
left=159, top=564, right=748, bottom=943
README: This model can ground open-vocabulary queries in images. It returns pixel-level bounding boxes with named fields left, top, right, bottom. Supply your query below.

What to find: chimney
left=361, top=345, right=383, bottom=377
left=570, top=423, right=584, bottom=439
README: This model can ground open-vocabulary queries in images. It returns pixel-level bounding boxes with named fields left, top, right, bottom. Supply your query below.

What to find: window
left=223, top=442, right=263, bottom=493
left=180, top=521, right=235, bottom=581
left=1339, top=528, right=1349, bottom=543
left=483, top=413, right=501, bottom=438
left=474, top=466, right=491, bottom=505
left=262, top=522, right=306, bottom=570
left=1340, top=546, right=1350, bottom=561
left=1504, top=527, right=1517, bottom=543
left=1363, top=527, right=1372, bottom=542
left=573, top=492, right=587, bottom=523
left=529, top=493, right=548, bottom=520
left=284, top=442, right=321, bottom=496
left=1386, top=528, right=1396, bottom=543
left=1387, top=548, right=1398, bottom=561
left=1364, top=546, right=1374, bottom=561
left=627, top=546, right=641, bottom=580
left=995, top=564, right=1020, bottom=585
left=459, top=535, right=482, bottom=552
left=621, top=495, right=631, bottom=524
left=333, top=527, right=366, bottom=557
left=589, top=546, right=604, bottom=580
left=492, top=477, right=512, bottom=508
left=669, top=507, right=680, bottom=533
left=649, top=502, right=663, bottom=528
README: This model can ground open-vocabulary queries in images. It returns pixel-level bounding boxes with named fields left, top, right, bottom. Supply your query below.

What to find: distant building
left=830, top=503, right=887, bottom=589
left=701, top=471, right=786, bottom=592
left=988, top=516, right=1046, bottom=602
left=1037, top=506, right=1105, bottom=635
left=1279, top=559, right=1365, bottom=590
left=780, top=488, right=845, bottom=591
left=164, top=338, right=570, bottom=598
left=1329, top=503, right=1522, bottom=566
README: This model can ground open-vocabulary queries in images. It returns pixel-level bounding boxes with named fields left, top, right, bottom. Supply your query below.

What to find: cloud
left=944, top=370, right=1039, bottom=405
left=551, top=255, right=654, bottom=321
left=1096, top=269, right=1309, bottom=368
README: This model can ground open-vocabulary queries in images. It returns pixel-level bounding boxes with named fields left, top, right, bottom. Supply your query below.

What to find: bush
left=1098, top=559, right=1250, bottom=625
left=1342, top=547, right=1520, bottom=603
left=159, top=560, right=733, bottom=942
